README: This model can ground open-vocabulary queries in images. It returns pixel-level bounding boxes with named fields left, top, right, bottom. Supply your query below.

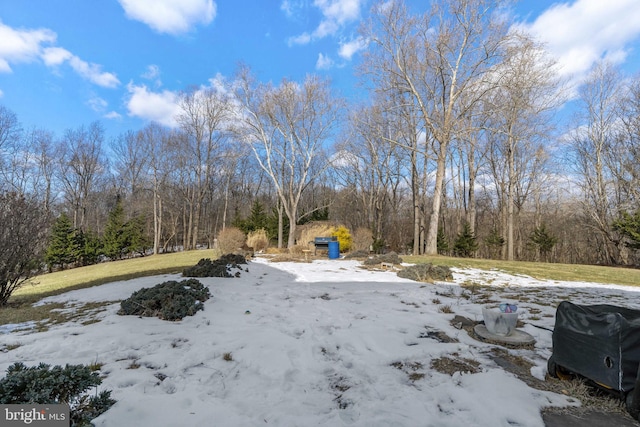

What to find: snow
left=2, top=256, right=640, bottom=426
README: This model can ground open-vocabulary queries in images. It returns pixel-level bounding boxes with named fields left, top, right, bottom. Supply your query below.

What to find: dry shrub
left=299, top=224, right=334, bottom=249
left=265, top=247, right=288, bottom=254
left=247, top=228, right=269, bottom=252
left=289, top=245, right=306, bottom=255
left=216, top=227, right=246, bottom=254
left=352, top=227, right=373, bottom=252
left=269, top=254, right=300, bottom=262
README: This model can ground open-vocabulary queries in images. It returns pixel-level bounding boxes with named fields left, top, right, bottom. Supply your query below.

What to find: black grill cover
left=552, top=301, right=640, bottom=392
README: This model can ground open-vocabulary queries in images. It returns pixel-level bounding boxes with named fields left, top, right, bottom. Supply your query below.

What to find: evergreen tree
left=124, top=215, right=149, bottom=256
left=453, top=222, right=478, bottom=258
left=485, top=227, right=505, bottom=259
left=437, top=226, right=449, bottom=255
left=613, top=210, right=640, bottom=250
left=266, top=207, right=289, bottom=244
left=103, top=199, right=127, bottom=260
left=76, top=228, right=102, bottom=266
left=530, top=223, right=558, bottom=262
left=299, top=206, right=329, bottom=224
left=45, top=213, right=78, bottom=270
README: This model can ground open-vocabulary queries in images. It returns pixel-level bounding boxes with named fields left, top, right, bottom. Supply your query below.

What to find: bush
left=247, top=228, right=269, bottom=252
left=216, top=227, right=246, bottom=254
left=183, top=254, right=247, bottom=278
left=331, top=226, right=353, bottom=252
left=0, top=362, right=115, bottom=427
left=118, top=278, right=211, bottom=321
left=397, top=264, right=453, bottom=283
left=298, top=223, right=335, bottom=249
left=343, top=249, right=370, bottom=259
left=352, top=228, right=373, bottom=252
left=362, top=252, right=403, bottom=266
left=288, top=245, right=306, bottom=255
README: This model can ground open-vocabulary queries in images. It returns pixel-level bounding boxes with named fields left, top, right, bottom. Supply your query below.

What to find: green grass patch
left=404, top=255, right=640, bottom=288
left=12, top=249, right=219, bottom=305
left=0, top=301, right=117, bottom=329
left=1, top=249, right=218, bottom=327
left=0, top=302, right=66, bottom=328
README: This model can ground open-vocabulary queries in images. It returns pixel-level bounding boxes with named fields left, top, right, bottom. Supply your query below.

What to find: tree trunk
left=507, top=140, right=515, bottom=261
left=412, top=149, right=421, bottom=255
left=424, top=142, right=448, bottom=255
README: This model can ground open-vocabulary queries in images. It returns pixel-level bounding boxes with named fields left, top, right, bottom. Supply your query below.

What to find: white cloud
left=42, top=47, right=120, bottom=88
left=118, top=0, right=217, bottom=35
left=68, top=56, right=120, bottom=88
left=287, top=32, right=312, bottom=46
left=338, top=36, right=367, bottom=60
left=0, top=22, right=119, bottom=88
left=515, top=0, right=640, bottom=86
left=288, top=0, right=365, bottom=45
left=41, top=47, right=72, bottom=66
left=0, top=21, right=56, bottom=72
left=142, top=64, right=160, bottom=80
left=280, top=0, right=296, bottom=18
left=88, top=96, right=108, bottom=112
left=126, top=83, right=180, bottom=127
left=104, top=111, right=122, bottom=120
left=316, top=53, right=334, bottom=70
left=0, top=89, right=3, bottom=98
left=88, top=96, right=122, bottom=121
left=142, top=64, right=162, bottom=87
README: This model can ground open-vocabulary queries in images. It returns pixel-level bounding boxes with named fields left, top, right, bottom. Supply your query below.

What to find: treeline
left=2, top=0, right=640, bottom=276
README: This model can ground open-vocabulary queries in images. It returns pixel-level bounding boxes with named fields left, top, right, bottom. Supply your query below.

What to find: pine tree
left=76, top=228, right=102, bottom=266
left=613, top=210, right=640, bottom=250
left=247, top=200, right=268, bottom=232
left=124, top=215, right=149, bottom=256
left=45, top=213, right=78, bottom=270
left=530, top=223, right=558, bottom=262
left=103, top=199, right=127, bottom=260
left=485, top=227, right=505, bottom=259
left=437, top=226, right=449, bottom=255
left=453, top=222, right=478, bottom=258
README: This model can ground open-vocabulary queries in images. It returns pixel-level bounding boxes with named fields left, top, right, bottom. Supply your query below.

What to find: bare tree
left=26, top=128, right=57, bottom=212
left=0, top=106, right=21, bottom=154
left=362, top=0, right=511, bottom=254
left=483, top=34, right=561, bottom=260
left=614, top=75, right=640, bottom=208
left=138, top=123, right=173, bottom=254
left=0, top=192, right=49, bottom=305
left=234, top=68, right=343, bottom=248
left=0, top=106, right=24, bottom=191
left=58, top=122, right=107, bottom=230
left=335, top=103, right=407, bottom=248
left=176, top=85, right=233, bottom=249
left=569, top=62, right=623, bottom=264
left=111, top=130, right=149, bottom=197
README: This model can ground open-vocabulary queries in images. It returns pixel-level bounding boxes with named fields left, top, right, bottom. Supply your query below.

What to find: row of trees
left=3, top=0, right=640, bottom=305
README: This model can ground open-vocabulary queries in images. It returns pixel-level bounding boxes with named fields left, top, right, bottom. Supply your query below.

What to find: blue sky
left=1, top=0, right=640, bottom=139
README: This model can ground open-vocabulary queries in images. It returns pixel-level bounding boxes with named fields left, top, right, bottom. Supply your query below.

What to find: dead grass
left=1, top=249, right=218, bottom=327
left=10, top=249, right=219, bottom=306
left=430, top=354, right=481, bottom=376
left=405, top=255, right=640, bottom=288
left=391, top=361, right=427, bottom=383
left=438, top=304, right=454, bottom=314
left=0, top=300, right=116, bottom=330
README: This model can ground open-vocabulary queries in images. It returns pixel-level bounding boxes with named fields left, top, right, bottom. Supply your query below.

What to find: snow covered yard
left=2, top=257, right=640, bottom=426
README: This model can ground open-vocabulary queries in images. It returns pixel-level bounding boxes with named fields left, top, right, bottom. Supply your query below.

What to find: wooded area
left=2, top=0, right=640, bottom=278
